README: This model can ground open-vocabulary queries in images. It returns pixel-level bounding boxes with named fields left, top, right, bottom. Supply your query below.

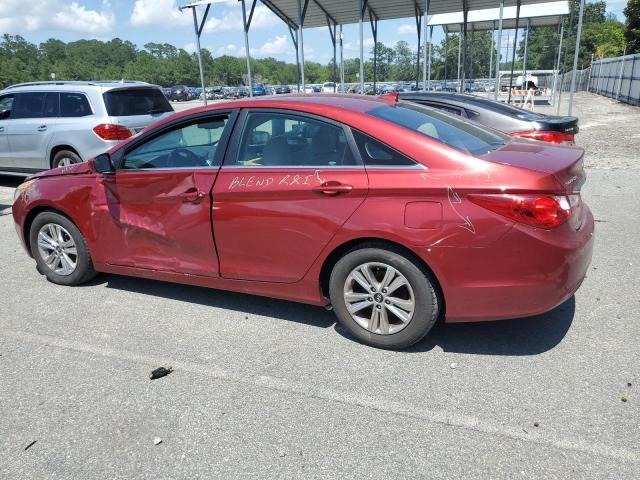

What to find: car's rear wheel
left=29, top=211, right=96, bottom=286
left=52, top=150, right=81, bottom=168
left=329, top=246, right=439, bottom=349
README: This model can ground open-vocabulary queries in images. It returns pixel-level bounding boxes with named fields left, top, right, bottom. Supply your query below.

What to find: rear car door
left=96, top=111, right=235, bottom=276
left=0, top=94, right=13, bottom=169
left=7, top=92, right=59, bottom=171
left=212, top=109, right=368, bottom=283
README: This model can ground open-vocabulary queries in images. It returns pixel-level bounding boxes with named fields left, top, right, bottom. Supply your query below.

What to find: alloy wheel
left=57, top=157, right=74, bottom=167
left=37, top=223, right=78, bottom=276
left=343, top=262, right=415, bottom=334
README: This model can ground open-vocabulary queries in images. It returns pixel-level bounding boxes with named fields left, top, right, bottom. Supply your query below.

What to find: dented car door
left=95, top=113, right=234, bottom=276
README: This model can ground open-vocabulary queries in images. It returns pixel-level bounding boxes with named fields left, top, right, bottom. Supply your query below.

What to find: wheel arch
left=49, top=145, right=82, bottom=168
left=318, top=237, right=446, bottom=315
left=23, top=205, right=78, bottom=257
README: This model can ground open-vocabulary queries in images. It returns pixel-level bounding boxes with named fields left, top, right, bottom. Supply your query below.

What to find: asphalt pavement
left=0, top=93, right=638, bottom=479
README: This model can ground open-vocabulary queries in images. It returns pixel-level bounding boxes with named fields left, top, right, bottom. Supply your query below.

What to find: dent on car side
left=12, top=95, right=594, bottom=326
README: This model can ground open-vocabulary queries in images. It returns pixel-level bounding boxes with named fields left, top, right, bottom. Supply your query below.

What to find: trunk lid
left=534, top=115, right=579, bottom=134
left=483, top=139, right=586, bottom=192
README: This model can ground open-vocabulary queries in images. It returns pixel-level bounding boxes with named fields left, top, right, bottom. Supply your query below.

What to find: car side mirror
left=93, top=153, right=115, bottom=173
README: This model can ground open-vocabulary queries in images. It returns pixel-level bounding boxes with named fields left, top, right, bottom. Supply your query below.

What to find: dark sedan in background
left=399, top=92, right=579, bottom=144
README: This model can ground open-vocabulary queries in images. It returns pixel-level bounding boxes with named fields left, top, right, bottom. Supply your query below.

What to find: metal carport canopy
left=429, top=1, right=569, bottom=32
left=261, top=0, right=558, bottom=27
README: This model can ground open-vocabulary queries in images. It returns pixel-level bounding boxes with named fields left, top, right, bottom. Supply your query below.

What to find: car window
left=422, top=101, right=464, bottom=117
left=0, top=95, right=14, bottom=118
left=367, top=101, right=509, bottom=157
left=60, top=92, right=92, bottom=117
left=352, top=130, right=416, bottom=167
left=233, top=112, right=356, bottom=167
left=122, top=115, right=229, bottom=170
left=103, top=88, right=173, bottom=116
left=11, top=92, right=59, bottom=119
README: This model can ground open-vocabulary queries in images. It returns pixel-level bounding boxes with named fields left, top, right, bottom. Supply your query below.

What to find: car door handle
left=0, top=126, right=4, bottom=133
left=312, top=181, right=353, bottom=196
left=180, top=189, right=206, bottom=203
left=37, top=125, right=47, bottom=132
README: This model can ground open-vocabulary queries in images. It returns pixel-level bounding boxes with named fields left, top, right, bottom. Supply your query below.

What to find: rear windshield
left=468, top=96, right=545, bottom=120
left=367, top=101, right=509, bottom=157
left=103, top=88, right=173, bottom=116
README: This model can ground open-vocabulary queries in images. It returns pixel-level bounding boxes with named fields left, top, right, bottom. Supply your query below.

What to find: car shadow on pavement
left=0, top=176, right=23, bottom=188
left=101, top=274, right=336, bottom=329
left=404, top=296, right=576, bottom=356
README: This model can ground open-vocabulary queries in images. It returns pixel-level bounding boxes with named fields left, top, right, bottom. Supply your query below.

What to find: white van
left=322, top=82, right=336, bottom=93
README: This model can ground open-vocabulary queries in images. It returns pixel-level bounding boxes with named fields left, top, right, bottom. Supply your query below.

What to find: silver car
left=0, top=80, right=175, bottom=176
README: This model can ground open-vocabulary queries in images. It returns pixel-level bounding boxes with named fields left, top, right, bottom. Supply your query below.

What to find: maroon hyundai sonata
left=12, top=94, right=594, bottom=348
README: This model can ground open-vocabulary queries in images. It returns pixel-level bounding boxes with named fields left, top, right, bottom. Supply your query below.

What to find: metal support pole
left=370, top=13, right=378, bottom=93
left=507, top=0, right=521, bottom=104
left=327, top=17, right=337, bottom=92
left=359, top=0, right=364, bottom=93
left=461, top=4, right=468, bottom=93
left=557, top=9, right=573, bottom=115
left=494, top=0, right=504, bottom=100
left=587, top=52, right=594, bottom=91
left=339, top=26, right=344, bottom=92
left=568, top=0, right=585, bottom=115
left=489, top=22, right=495, bottom=89
left=522, top=18, right=530, bottom=89
left=241, top=0, right=253, bottom=97
left=190, top=7, right=208, bottom=105
left=444, top=28, right=448, bottom=88
left=551, top=19, right=564, bottom=105
left=422, top=0, right=429, bottom=91
left=616, top=45, right=627, bottom=100
left=297, top=0, right=307, bottom=92
left=427, top=25, right=433, bottom=90
left=457, top=25, right=462, bottom=91
left=469, top=26, right=474, bottom=82
left=415, top=4, right=422, bottom=90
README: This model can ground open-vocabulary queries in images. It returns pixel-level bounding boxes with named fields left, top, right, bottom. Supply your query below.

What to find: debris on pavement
left=450, top=362, right=457, bottom=369
left=621, top=397, right=628, bottom=403
left=533, top=422, right=540, bottom=428
left=150, top=366, right=173, bottom=380
left=153, top=437, right=163, bottom=445
left=24, top=441, right=37, bottom=451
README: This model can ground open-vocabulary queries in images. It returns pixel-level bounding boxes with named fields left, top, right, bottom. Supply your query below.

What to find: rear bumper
left=422, top=205, right=595, bottom=323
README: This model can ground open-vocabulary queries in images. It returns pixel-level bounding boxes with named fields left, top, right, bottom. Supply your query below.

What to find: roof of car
left=2, top=80, right=159, bottom=93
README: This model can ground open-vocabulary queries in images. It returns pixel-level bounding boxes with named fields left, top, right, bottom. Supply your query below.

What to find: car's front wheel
left=329, top=246, right=440, bottom=349
left=52, top=150, right=81, bottom=169
left=29, top=211, right=97, bottom=286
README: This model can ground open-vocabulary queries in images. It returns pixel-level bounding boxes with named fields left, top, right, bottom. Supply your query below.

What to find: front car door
left=212, top=109, right=369, bottom=283
left=94, top=111, right=236, bottom=276
left=7, top=91, right=59, bottom=171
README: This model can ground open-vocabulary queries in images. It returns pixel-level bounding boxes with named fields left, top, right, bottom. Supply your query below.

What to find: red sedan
left=12, top=95, right=594, bottom=349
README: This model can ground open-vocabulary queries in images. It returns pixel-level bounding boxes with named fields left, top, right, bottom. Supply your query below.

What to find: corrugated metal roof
left=429, top=1, right=569, bottom=31
left=262, top=0, right=564, bottom=29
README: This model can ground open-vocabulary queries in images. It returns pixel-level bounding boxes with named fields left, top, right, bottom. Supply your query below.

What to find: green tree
left=624, top=0, right=640, bottom=53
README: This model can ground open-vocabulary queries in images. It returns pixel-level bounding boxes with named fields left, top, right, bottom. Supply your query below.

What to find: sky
left=0, top=0, right=629, bottom=65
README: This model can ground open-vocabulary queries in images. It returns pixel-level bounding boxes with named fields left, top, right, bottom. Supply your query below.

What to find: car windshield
left=367, top=101, right=509, bottom=157
left=103, top=88, right=173, bottom=116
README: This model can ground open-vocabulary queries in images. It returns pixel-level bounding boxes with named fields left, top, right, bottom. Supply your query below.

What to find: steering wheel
left=168, top=147, right=208, bottom=167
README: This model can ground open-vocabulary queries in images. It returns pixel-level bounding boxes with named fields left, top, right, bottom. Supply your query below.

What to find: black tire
left=29, top=211, right=97, bottom=286
left=52, top=150, right=82, bottom=169
left=329, top=246, right=440, bottom=349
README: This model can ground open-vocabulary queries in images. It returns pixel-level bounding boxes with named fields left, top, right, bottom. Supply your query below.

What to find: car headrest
left=262, top=137, right=290, bottom=166
left=312, top=127, right=337, bottom=155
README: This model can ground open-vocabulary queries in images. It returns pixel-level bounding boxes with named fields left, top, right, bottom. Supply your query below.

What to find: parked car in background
left=251, top=84, right=267, bottom=96
left=322, top=82, right=336, bottom=93
left=12, top=95, right=593, bottom=349
left=162, top=87, right=172, bottom=98
left=275, top=85, right=291, bottom=94
left=0, top=80, right=174, bottom=175
left=399, top=92, right=579, bottom=144
left=169, top=85, right=190, bottom=102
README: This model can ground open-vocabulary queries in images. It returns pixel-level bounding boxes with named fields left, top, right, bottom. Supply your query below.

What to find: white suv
left=0, top=80, right=175, bottom=175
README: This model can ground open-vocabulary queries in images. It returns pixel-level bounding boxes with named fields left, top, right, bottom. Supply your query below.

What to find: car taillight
left=93, top=123, right=132, bottom=141
left=468, top=193, right=580, bottom=229
left=510, top=130, right=575, bottom=145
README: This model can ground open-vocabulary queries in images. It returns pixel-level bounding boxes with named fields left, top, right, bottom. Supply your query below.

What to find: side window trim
left=114, top=109, right=238, bottom=171
left=222, top=108, right=363, bottom=168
